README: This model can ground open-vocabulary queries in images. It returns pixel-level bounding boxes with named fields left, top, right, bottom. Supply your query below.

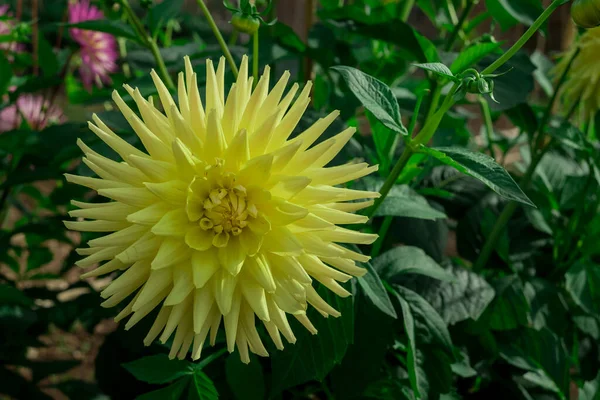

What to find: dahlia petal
left=169, top=104, right=203, bottom=156
left=98, top=187, right=157, bottom=207
left=206, top=59, right=224, bottom=118
left=80, top=258, right=126, bottom=278
left=239, top=229, right=263, bottom=256
left=117, top=233, right=162, bottom=264
left=186, top=226, right=214, bottom=251
left=224, top=129, right=250, bottom=172
left=298, top=254, right=353, bottom=283
left=223, top=290, right=242, bottom=352
left=151, top=238, right=190, bottom=269
left=193, top=288, right=215, bottom=333
left=152, top=208, right=189, bottom=237
left=241, top=281, right=270, bottom=322
left=321, top=256, right=367, bottom=277
left=64, top=220, right=129, bottom=232
left=160, top=296, right=192, bottom=343
left=309, top=205, right=369, bottom=224
left=290, top=110, right=340, bottom=151
left=218, top=237, right=246, bottom=275
left=127, top=203, right=172, bottom=225
left=144, top=181, right=187, bottom=205
left=204, top=109, right=227, bottom=161
left=213, top=269, right=237, bottom=315
left=256, top=70, right=290, bottom=127
left=291, top=213, right=335, bottom=231
left=262, top=228, right=303, bottom=255
left=294, top=234, right=346, bottom=257
left=267, top=253, right=312, bottom=285
left=239, top=66, right=270, bottom=135
left=244, top=256, right=277, bottom=292
left=308, top=163, right=380, bottom=186
left=76, top=246, right=124, bottom=268
left=64, top=174, right=129, bottom=191
left=268, top=82, right=312, bottom=151
left=101, top=260, right=150, bottom=299
left=69, top=202, right=137, bottom=221
left=126, top=155, right=175, bottom=182
left=295, top=313, right=318, bottom=334
left=165, top=263, right=195, bottom=306
left=267, top=298, right=296, bottom=344
left=88, top=224, right=147, bottom=247
left=314, top=227, right=379, bottom=245
left=144, top=306, right=171, bottom=346
left=191, top=249, right=219, bottom=288
left=306, top=285, right=341, bottom=318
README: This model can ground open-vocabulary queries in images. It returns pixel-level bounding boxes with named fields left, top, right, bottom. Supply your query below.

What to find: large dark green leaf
left=393, top=285, right=453, bottom=353
left=137, top=378, right=189, bottom=400
left=580, top=372, right=600, bottom=400
left=374, top=246, right=454, bottom=283
left=270, top=284, right=354, bottom=394
left=357, top=258, right=398, bottom=319
left=188, top=371, right=219, bottom=400
left=499, top=328, right=569, bottom=398
left=419, top=263, right=495, bottom=325
left=398, top=294, right=420, bottom=398
left=566, top=261, right=600, bottom=316
left=376, top=185, right=447, bottom=220
left=123, top=355, right=193, bottom=384
left=481, top=275, right=530, bottom=331
left=450, top=42, right=502, bottom=74
left=332, top=66, right=407, bottom=135
left=225, top=355, right=265, bottom=400
left=486, top=0, right=544, bottom=29
left=62, top=20, right=141, bottom=43
left=0, top=284, right=34, bottom=307
left=419, top=146, right=535, bottom=206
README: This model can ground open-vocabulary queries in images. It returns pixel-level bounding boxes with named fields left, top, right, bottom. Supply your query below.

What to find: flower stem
left=479, top=96, right=495, bottom=156
left=481, top=0, right=566, bottom=75
left=121, top=0, right=174, bottom=89
left=196, top=0, right=239, bottom=78
left=473, top=36, right=579, bottom=271
left=368, top=146, right=414, bottom=218
left=253, top=29, right=259, bottom=87
left=445, top=0, right=477, bottom=51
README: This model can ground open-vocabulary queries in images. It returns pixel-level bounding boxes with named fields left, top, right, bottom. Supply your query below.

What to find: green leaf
left=0, top=284, right=34, bottom=307
left=393, top=285, right=453, bottom=353
left=414, top=62, right=455, bottom=80
left=331, top=66, right=407, bottom=135
left=37, top=31, right=58, bottom=77
left=270, top=284, right=354, bottom=394
left=374, top=246, right=455, bottom=283
left=225, top=354, right=264, bottom=400
left=450, top=42, right=501, bottom=74
left=414, top=266, right=495, bottom=325
left=418, top=146, right=535, bottom=206
left=566, top=261, right=600, bottom=315
left=486, top=0, right=544, bottom=28
left=188, top=371, right=219, bottom=400
left=148, top=0, right=184, bottom=36
left=0, top=50, right=13, bottom=95
left=481, top=275, right=530, bottom=331
left=123, top=354, right=193, bottom=384
left=499, top=328, right=569, bottom=398
left=137, top=378, right=189, bottom=400
left=357, top=257, right=398, bottom=319
left=580, top=372, right=600, bottom=400
left=62, top=20, right=141, bottom=43
left=361, top=178, right=446, bottom=220
left=397, top=295, right=420, bottom=398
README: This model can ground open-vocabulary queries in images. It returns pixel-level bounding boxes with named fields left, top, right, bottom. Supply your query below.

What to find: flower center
left=201, top=185, right=255, bottom=236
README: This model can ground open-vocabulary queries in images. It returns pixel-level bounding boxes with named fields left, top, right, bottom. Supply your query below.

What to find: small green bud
left=572, top=0, right=600, bottom=28
left=231, top=12, right=261, bottom=34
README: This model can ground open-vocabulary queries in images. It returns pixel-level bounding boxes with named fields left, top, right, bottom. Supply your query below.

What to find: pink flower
left=0, top=94, right=66, bottom=132
left=0, top=5, right=25, bottom=56
left=69, top=0, right=119, bottom=91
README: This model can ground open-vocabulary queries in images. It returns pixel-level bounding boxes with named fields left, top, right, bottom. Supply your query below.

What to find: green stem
left=399, top=0, right=416, bottom=22
left=481, top=0, right=566, bottom=75
left=195, top=0, right=239, bottom=78
left=253, top=29, right=259, bottom=87
left=371, top=216, right=393, bottom=257
left=121, top=0, right=174, bottom=89
left=414, top=83, right=460, bottom=145
left=479, top=96, right=495, bottom=156
left=445, top=0, right=477, bottom=51
left=368, top=147, right=414, bottom=218
left=149, top=39, right=175, bottom=89
left=228, top=29, right=239, bottom=46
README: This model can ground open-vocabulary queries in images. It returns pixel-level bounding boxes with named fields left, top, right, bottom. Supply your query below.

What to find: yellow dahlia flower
left=65, top=56, right=379, bottom=363
left=555, top=27, right=600, bottom=121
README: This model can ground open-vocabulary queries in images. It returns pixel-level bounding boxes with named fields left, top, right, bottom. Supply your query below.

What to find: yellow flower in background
left=555, top=27, right=600, bottom=121
left=65, top=56, right=379, bottom=363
